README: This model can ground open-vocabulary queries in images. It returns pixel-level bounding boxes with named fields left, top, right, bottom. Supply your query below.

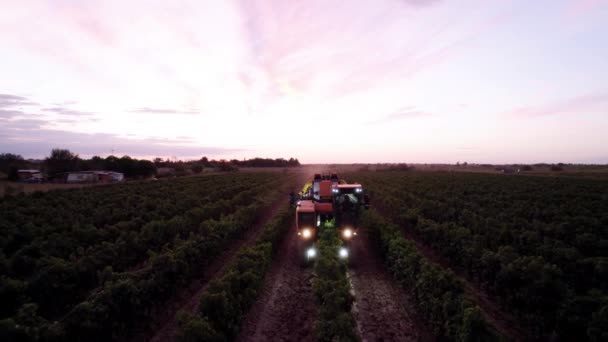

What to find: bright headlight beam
left=302, top=228, right=312, bottom=239
left=307, top=248, right=316, bottom=258
left=339, top=247, right=348, bottom=259
left=342, top=228, right=353, bottom=239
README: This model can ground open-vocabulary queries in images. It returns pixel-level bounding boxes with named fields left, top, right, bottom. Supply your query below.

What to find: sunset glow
left=1, top=0, right=607, bottom=163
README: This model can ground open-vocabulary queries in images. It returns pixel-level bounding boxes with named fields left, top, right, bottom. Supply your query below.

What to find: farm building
left=66, top=172, right=97, bottom=183
left=17, top=169, right=44, bottom=182
left=60, top=171, right=124, bottom=183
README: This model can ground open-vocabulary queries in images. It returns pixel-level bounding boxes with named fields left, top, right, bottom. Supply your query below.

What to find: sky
left=1, top=0, right=607, bottom=164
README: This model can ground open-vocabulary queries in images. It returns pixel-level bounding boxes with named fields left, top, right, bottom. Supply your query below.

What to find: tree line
left=155, top=156, right=301, bottom=174
left=0, top=150, right=155, bottom=179
left=0, top=150, right=301, bottom=180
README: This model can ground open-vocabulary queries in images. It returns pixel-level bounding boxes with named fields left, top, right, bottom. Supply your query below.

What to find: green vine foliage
left=178, top=208, right=293, bottom=342
left=0, top=173, right=288, bottom=341
left=362, top=210, right=501, bottom=341
left=349, top=170, right=608, bottom=341
left=312, top=222, right=360, bottom=342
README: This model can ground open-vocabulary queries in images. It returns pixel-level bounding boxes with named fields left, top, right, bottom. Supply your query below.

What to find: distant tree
left=0, top=153, right=24, bottom=172
left=81, top=156, right=106, bottom=171
left=116, top=156, right=136, bottom=176
left=104, top=155, right=119, bottom=172
left=135, top=160, right=156, bottom=177
left=551, top=165, right=563, bottom=172
left=0, top=153, right=26, bottom=180
left=200, top=157, right=210, bottom=167
left=191, top=164, right=203, bottom=174
left=174, top=163, right=188, bottom=176
left=153, top=158, right=164, bottom=167
left=287, top=157, right=301, bottom=166
left=236, top=157, right=300, bottom=168
left=45, top=149, right=80, bottom=175
left=7, top=167, right=21, bottom=181
left=521, top=165, right=533, bottom=171
left=217, top=160, right=238, bottom=172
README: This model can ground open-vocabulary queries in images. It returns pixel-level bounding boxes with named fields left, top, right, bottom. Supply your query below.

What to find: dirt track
left=237, top=227, right=316, bottom=342
left=349, top=230, right=432, bottom=342
left=238, top=211, right=432, bottom=342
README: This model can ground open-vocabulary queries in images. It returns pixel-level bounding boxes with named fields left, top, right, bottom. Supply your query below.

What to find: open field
left=1, top=168, right=606, bottom=341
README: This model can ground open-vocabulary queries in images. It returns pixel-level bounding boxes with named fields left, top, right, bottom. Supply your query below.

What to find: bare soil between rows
left=237, top=226, right=316, bottom=342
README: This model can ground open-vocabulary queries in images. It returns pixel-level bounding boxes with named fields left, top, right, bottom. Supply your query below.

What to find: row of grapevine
left=312, top=223, right=359, bottom=342
left=1, top=175, right=250, bottom=257
left=361, top=209, right=500, bottom=341
left=178, top=208, right=293, bottom=341
left=350, top=171, right=608, bottom=340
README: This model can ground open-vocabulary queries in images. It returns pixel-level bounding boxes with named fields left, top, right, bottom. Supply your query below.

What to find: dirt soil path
left=349, top=229, right=432, bottom=342
left=237, top=226, right=316, bottom=342
left=141, top=171, right=310, bottom=342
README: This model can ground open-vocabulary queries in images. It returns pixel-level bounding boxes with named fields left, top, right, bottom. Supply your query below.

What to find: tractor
left=293, top=173, right=369, bottom=265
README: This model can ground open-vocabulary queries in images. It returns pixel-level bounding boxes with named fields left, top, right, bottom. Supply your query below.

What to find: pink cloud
left=563, top=0, right=608, bottom=19
left=326, top=9, right=515, bottom=99
left=401, top=0, right=442, bottom=7
left=369, top=106, right=432, bottom=124
left=505, top=93, right=608, bottom=118
left=55, top=3, right=116, bottom=46
left=129, top=107, right=199, bottom=115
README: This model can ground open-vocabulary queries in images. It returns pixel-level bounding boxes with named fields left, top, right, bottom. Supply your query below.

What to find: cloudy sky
left=1, top=0, right=607, bottom=163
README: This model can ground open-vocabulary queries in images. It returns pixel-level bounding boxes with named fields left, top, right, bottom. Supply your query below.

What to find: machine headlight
left=355, top=188, right=363, bottom=193
left=307, top=248, right=317, bottom=258
left=339, top=247, right=348, bottom=259
left=342, top=228, right=353, bottom=239
left=302, top=228, right=312, bottom=239
left=332, top=188, right=339, bottom=193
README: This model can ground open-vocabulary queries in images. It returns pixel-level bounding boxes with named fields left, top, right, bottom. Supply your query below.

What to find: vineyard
left=347, top=170, right=608, bottom=341
left=1, top=169, right=607, bottom=341
left=0, top=172, right=300, bottom=341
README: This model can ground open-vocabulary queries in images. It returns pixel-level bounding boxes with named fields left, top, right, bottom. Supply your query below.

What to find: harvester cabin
left=312, top=174, right=335, bottom=202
